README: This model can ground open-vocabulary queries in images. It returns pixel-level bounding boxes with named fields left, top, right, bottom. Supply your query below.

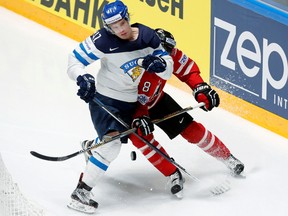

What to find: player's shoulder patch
left=178, top=53, right=188, bottom=65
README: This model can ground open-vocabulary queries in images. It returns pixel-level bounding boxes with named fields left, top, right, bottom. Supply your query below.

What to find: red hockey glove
left=193, top=83, right=220, bottom=111
left=132, top=116, right=154, bottom=136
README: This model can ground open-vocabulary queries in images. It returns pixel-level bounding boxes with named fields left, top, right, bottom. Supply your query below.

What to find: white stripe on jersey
left=68, top=25, right=173, bottom=102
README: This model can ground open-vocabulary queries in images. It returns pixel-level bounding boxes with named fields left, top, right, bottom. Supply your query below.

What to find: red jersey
left=135, top=47, right=204, bottom=117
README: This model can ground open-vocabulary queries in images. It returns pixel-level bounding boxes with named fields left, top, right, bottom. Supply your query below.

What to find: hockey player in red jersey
left=130, top=28, right=244, bottom=198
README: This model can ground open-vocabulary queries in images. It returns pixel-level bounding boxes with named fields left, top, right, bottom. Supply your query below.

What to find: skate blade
left=174, top=190, right=184, bottom=199
left=67, top=199, right=97, bottom=214
left=174, top=191, right=183, bottom=199
left=230, top=171, right=246, bottom=179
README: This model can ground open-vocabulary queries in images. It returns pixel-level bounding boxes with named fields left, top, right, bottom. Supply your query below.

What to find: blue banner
left=211, top=0, right=288, bottom=119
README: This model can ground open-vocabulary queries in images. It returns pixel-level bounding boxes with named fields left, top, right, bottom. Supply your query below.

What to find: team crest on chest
left=120, top=58, right=144, bottom=82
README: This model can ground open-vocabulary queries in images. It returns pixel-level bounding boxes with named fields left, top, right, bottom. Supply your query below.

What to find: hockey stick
left=30, top=102, right=204, bottom=161
left=91, top=97, right=230, bottom=195
left=92, top=97, right=193, bottom=175
left=30, top=129, right=133, bottom=161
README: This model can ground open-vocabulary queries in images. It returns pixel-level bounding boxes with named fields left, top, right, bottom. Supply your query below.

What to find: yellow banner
left=23, top=0, right=210, bottom=81
left=24, top=0, right=106, bottom=29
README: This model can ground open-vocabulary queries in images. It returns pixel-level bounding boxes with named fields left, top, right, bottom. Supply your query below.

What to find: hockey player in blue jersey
left=66, top=0, right=173, bottom=213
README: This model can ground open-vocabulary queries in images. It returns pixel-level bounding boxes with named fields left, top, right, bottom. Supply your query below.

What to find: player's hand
left=141, top=55, right=167, bottom=73
left=193, top=83, right=220, bottom=111
left=132, top=116, right=154, bottom=136
left=76, top=74, right=96, bottom=103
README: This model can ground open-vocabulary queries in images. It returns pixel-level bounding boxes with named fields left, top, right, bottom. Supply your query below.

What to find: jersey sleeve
left=171, top=48, right=204, bottom=90
left=134, top=70, right=152, bottom=118
left=140, top=25, right=173, bottom=81
left=133, top=102, right=149, bottom=119
left=67, top=32, right=101, bottom=81
left=157, top=51, right=173, bottom=80
left=136, top=71, right=166, bottom=112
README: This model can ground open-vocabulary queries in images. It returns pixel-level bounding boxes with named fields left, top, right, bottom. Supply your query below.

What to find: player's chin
left=117, top=33, right=129, bottom=40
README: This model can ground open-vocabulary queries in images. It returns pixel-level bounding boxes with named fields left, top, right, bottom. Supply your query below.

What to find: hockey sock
left=82, top=158, right=106, bottom=188
left=130, top=134, right=177, bottom=176
left=180, top=121, right=231, bottom=160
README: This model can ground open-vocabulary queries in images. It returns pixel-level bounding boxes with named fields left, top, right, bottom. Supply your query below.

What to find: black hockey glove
left=132, top=116, right=154, bottom=136
left=142, top=55, right=167, bottom=73
left=76, top=74, right=96, bottom=103
left=193, top=82, right=220, bottom=111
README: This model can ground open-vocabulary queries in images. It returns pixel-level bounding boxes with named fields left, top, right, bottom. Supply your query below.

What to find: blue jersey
left=67, top=23, right=173, bottom=102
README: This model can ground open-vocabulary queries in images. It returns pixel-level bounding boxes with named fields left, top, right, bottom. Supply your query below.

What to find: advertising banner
left=211, top=0, right=288, bottom=120
left=20, top=0, right=210, bottom=77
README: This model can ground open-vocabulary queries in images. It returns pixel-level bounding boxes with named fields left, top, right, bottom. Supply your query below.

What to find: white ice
left=1, top=7, right=288, bottom=216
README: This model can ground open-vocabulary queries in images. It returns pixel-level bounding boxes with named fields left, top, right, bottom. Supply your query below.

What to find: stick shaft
left=30, top=102, right=204, bottom=162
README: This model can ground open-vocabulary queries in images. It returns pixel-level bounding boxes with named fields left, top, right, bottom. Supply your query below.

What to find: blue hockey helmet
left=101, top=0, right=129, bottom=32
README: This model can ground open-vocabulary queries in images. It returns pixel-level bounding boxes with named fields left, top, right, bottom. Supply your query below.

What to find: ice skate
left=223, top=154, right=244, bottom=175
left=81, top=140, right=94, bottom=163
left=67, top=180, right=98, bottom=214
left=169, top=169, right=184, bottom=198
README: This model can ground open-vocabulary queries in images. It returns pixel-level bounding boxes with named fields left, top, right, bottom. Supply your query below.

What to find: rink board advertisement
left=211, top=0, right=288, bottom=120
left=21, top=0, right=187, bottom=31
left=0, top=0, right=210, bottom=82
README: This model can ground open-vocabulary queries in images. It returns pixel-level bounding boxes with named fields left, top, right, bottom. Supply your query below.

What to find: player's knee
left=181, top=121, right=206, bottom=144
left=91, top=137, right=121, bottom=163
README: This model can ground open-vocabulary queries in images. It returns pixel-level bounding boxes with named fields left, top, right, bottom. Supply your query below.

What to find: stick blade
left=30, top=151, right=76, bottom=161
